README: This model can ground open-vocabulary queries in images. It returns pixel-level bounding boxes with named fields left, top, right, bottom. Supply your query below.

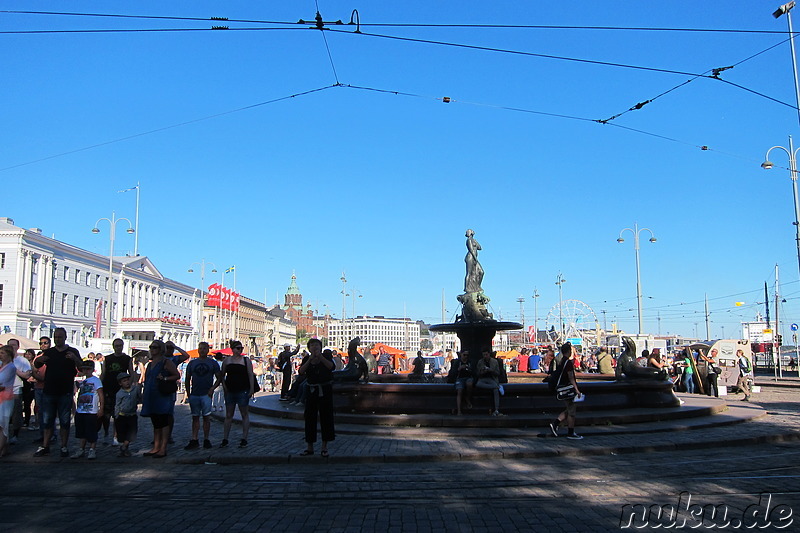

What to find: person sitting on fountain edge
left=411, top=351, right=425, bottom=377
left=448, top=350, right=474, bottom=415
left=475, top=350, right=504, bottom=416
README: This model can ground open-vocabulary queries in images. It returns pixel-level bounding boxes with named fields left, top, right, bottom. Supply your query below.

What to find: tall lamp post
left=92, top=212, right=134, bottom=339
left=762, top=138, right=800, bottom=278
left=340, top=272, right=347, bottom=349
left=773, top=2, right=800, bottom=125
left=188, top=259, right=217, bottom=343
left=555, top=273, right=566, bottom=341
left=617, top=223, right=657, bottom=335
left=531, top=288, right=539, bottom=344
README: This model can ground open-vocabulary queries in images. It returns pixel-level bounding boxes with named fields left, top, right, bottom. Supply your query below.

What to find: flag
left=207, top=283, right=221, bottom=307
left=221, top=287, right=232, bottom=311
left=225, top=265, right=235, bottom=274
left=231, top=292, right=240, bottom=312
left=94, top=300, right=103, bottom=338
left=117, top=185, right=139, bottom=193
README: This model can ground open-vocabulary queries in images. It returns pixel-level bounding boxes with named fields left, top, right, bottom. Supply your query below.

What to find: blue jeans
left=684, top=373, right=695, bottom=394
left=41, top=393, right=73, bottom=431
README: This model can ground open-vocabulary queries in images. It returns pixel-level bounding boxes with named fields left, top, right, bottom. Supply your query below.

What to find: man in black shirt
left=100, top=338, right=134, bottom=444
left=33, top=327, right=82, bottom=457
left=277, top=343, right=299, bottom=401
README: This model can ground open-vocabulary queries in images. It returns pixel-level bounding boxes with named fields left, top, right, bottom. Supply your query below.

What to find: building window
left=50, top=290, right=56, bottom=314
left=84, top=297, right=90, bottom=317
left=86, top=273, right=91, bottom=286
left=64, top=266, right=70, bottom=281
left=73, top=295, right=79, bottom=315
left=0, top=252, right=5, bottom=268
left=75, top=269, right=81, bottom=284
left=0, top=283, right=3, bottom=307
left=61, top=293, right=67, bottom=314
left=96, top=274, right=101, bottom=288
left=29, top=287, right=36, bottom=312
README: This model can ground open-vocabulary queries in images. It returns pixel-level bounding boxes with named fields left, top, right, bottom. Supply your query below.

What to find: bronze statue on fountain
left=615, top=336, right=668, bottom=381
left=431, top=229, right=522, bottom=367
left=332, top=337, right=374, bottom=383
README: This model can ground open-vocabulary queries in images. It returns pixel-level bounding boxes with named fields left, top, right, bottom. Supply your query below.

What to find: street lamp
left=773, top=2, right=800, bottom=126
left=340, top=272, right=347, bottom=349
left=762, top=137, right=800, bottom=278
left=531, top=288, right=539, bottom=344
left=92, top=212, right=134, bottom=338
left=555, top=273, right=566, bottom=340
left=348, top=289, right=363, bottom=340
left=188, top=259, right=217, bottom=343
left=617, top=223, right=657, bottom=335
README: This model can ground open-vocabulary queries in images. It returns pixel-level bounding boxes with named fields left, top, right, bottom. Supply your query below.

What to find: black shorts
left=74, top=413, right=99, bottom=442
left=149, top=413, right=169, bottom=429
left=114, top=414, right=138, bottom=442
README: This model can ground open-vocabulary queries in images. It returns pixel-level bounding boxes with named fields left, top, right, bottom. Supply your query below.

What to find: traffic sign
left=792, top=323, right=799, bottom=331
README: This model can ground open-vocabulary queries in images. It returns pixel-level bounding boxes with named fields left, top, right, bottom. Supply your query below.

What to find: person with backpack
left=548, top=343, right=583, bottom=440
left=736, top=349, right=752, bottom=402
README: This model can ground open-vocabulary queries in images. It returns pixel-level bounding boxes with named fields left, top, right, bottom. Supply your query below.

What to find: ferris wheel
left=545, top=299, right=599, bottom=344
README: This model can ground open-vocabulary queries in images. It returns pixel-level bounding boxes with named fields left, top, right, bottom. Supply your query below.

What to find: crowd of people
left=0, top=332, right=339, bottom=459
left=0, top=332, right=758, bottom=458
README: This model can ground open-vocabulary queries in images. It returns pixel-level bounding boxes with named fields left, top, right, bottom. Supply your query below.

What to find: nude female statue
left=464, top=229, right=484, bottom=293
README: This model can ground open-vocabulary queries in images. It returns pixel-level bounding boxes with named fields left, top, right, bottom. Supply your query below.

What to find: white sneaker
left=566, top=433, right=583, bottom=440
left=112, top=438, right=120, bottom=446
left=70, top=449, right=86, bottom=459
left=87, top=448, right=97, bottom=460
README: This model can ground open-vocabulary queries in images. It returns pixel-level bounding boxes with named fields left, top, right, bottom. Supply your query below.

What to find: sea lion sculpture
left=615, top=336, right=667, bottom=381
left=332, top=337, right=371, bottom=384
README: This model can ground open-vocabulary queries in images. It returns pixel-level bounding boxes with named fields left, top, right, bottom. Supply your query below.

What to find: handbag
left=157, top=375, right=178, bottom=396
left=156, top=363, right=178, bottom=396
left=554, top=359, right=577, bottom=401
left=556, top=384, right=577, bottom=401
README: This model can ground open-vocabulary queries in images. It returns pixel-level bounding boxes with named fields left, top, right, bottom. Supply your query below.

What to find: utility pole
left=776, top=264, right=783, bottom=379
left=517, top=297, right=525, bottom=345
left=532, top=288, right=539, bottom=344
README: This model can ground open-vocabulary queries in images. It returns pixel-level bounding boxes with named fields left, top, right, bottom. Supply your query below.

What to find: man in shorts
left=184, top=342, right=220, bottom=450
left=33, top=327, right=82, bottom=457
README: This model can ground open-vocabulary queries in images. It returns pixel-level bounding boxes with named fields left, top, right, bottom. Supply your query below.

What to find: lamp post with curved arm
left=92, top=212, right=134, bottom=338
left=617, top=223, right=657, bottom=335
left=188, top=259, right=218, bottom=343
left=762, top=136, right=800, bottom=278
left=555, top=274, right=566, bottom=341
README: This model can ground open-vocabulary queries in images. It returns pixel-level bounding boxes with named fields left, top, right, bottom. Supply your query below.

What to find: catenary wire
left=0, top=84, right=339, bottom=173
left=2, top=11, right=796, bottom=34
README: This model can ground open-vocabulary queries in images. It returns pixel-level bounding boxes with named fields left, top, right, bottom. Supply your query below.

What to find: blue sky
left=3, top=1, right=800, bottom=340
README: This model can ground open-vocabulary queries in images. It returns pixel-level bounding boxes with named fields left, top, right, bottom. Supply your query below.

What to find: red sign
left=207, top=283, right=221, bottom=307
left=207, top=284, right=239, bottom=311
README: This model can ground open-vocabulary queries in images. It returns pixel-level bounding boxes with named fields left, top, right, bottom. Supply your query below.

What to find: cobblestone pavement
left=3, top=380, right=798, bottom=532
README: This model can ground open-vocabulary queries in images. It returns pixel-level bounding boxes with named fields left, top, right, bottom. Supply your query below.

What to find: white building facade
left=327, top=315, right=421, bottom=352
left=0, top=217, right=196, bottom=351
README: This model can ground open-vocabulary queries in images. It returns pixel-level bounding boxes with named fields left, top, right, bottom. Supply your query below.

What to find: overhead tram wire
left=0, top=27, right=299, bottom=35
left=600, top=37, right=796, bottom=123
left=338, top=83, right=723, bottom=154
left=0, top=84, right=338, bottom=173
left=5, top=16, right=795, bottom=113
left=2, top=11, right=796, bottom=34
